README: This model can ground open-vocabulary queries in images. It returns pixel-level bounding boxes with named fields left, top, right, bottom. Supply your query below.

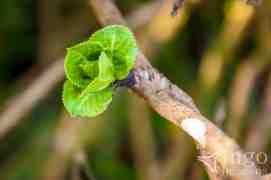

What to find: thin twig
left=0, top=59, right=64, bottom=140
left=227, top=54, right=269, bottom=141
left=159, top=132, right=194, bottom=180
left=245, top=73, right=271, bottom=152
left=72, top=150, right=97, bottom=180
left=38, top=0, right=61, bottom=63
left=41, top=112, right=105, bottom=180
left=199, top=0, right=254, bottom=91
left=88, top=0, right=262, bottom=179
left=227, top=0, right=271, bottom=141
left=138, top=0, right=190, bottom=56
left=127, top=0, right=162, bottom=30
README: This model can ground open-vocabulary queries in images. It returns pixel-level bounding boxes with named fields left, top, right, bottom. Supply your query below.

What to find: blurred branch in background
left=127, top=0, right=162, bottom=30
left=129, top=94, right=158, bottom=180
left=38, top=0, right=61, bottom=63
left=245, top=74, right=271, bottom=152
left=199, top=0, right=254, bottom=90
left=188, top=0, right=256, bottom=178
left=38, top=0, right=96, bottom=64
left=198, top=0, right=254, bottom=114
left=71, top=150, right=97, bottom=180
left=227, top=53, right=270, bottom=141
left=0, top=58, right=64, bottom=140
left=0, top=0, right=95, bottom=141
left=159, top=131, right=194, bottom=180
left=137, top=0, right=196, bottom=56
left=41, top=112, right=105, bottom=180
left=227, top=0, right=271, bottom=141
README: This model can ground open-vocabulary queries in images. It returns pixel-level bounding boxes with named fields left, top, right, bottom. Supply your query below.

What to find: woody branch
left=88, top=0, right=263, bottom=179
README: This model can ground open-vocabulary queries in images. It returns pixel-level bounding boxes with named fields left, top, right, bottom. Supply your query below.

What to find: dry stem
left=88, top=0, right=261, bottom=179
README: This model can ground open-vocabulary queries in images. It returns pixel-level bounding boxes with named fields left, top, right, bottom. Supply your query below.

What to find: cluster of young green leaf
left=63, top=25, right=138, bottom=118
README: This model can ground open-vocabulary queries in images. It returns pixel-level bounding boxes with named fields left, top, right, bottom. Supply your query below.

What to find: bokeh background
left=0, top=0, right=270, bottom=179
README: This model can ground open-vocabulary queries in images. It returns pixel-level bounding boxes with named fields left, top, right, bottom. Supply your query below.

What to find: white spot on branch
left=143, top=71, right=149, bottom=80
left=181, top=118, right=207, bottom=147
left=160, top=77, right=168, bottom=88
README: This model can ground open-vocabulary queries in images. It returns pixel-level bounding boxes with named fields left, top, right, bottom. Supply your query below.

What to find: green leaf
left=79, top=60, right=99, bottom=79
left=64, top=41, right=102, bottom=88
left=89, top=25, right=138, bottom=80
left=63, top=25, right=138, bottom=118
left=63, top=81, right=113, bottom=117
left=81, top=52, right=114, bottom=95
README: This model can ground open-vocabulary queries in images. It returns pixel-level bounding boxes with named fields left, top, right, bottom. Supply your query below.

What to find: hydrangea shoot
left=63, top=25, right=138, bottom=117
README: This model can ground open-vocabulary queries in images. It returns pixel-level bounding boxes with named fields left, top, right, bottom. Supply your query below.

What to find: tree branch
left=126, top=0, right=162, bottom=30
left=0, top=59, right=64, bottom=140
left=88, top=0, right=261, bottom=179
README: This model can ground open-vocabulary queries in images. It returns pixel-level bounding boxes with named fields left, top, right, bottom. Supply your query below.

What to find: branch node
left=116, top=70, right=136, bottom=88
